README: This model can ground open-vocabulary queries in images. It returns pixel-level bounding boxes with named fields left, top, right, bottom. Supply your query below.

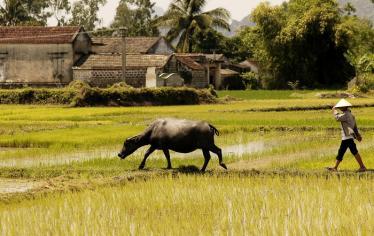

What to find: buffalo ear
left=127, top=135, right=140, bottom=143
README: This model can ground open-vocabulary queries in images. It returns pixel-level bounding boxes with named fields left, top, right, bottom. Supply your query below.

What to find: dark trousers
left=336, top=139, right=358, bottom=161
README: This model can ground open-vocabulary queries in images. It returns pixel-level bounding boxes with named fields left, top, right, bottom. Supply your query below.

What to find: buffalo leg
left=163, top=149, right=172, bottom=169
left=201, top=149, right=211, bottom=172
left=139, top=146, right=156, bottom=170
left=210, top=145, right=227, bottom=170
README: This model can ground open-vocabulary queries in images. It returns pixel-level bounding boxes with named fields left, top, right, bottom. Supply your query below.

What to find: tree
left=343, top=3, right=356, bottom=16
left=242, top=0, right=357, bottom=89
left=190, top=29, right=251, bottom=62
left=154, top=0, right=230, bottom=52
left=68, top=0, right=106, bottom=31
left=49, top=0, right=70, bottom=26
left=0, top=0, right=51, bottom=26
left=111, top=0, right=159, bottom=37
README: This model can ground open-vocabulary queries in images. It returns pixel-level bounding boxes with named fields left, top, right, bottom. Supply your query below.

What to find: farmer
left=327, top=99, right=367, bottom=172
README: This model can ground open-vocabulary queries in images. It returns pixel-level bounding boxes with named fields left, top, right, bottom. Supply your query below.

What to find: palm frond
left=166, top=26, right=184, bottom=42
left=204, top=8, right=231, bottom=21
left=211, top=17, right=231, bottom=31
left=193, top=14, right=212, bottom=30
left=190, top=0, right=207, bottom=15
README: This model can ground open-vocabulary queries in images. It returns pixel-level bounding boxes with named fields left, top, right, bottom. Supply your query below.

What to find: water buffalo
left=118, top=118, right=227, bottom=171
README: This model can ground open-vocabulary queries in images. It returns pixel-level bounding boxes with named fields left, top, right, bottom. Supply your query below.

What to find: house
left=157, top=73, right=184, bottom=87
left=238, top=59, right=260, bottom=73
left=0, top=26, right=91, bottom=87
left=91, top=37, right=174, bottom=55
left=73, top=54, right=172, bottom=87
left=74, top=35, right=224, bottom=89
left=173, top=53, right=225, bottom=88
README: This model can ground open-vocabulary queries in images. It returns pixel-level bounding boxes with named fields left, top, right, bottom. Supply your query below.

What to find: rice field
left=0, top=90, right=373, bottom=235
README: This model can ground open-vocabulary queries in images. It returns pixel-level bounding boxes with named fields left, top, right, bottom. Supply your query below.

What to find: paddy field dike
left=0, top=90, right=373, bottom=235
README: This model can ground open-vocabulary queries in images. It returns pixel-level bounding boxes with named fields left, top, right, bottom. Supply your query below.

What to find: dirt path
left=0, top=178, right=45, bottom=194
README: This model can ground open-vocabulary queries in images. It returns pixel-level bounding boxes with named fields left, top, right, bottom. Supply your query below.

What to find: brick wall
left=73, top=68, right=162, bottom=88
left=191, top=70, right=208, bottom=88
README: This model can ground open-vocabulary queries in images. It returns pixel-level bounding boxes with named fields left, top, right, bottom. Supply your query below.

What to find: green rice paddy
left=0, top=90, right=373, bottom=235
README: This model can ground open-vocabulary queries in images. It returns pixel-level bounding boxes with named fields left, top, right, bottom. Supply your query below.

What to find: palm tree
left=154, top=0, right=230, bottom=52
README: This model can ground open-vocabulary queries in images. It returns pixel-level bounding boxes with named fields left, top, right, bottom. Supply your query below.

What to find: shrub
left=0, top=87, right=217, bottom=107
left=68, top=80, right=91, bottom=90
left=353, top=54, right=374, bottom=93
left=241, top=72, right=261, bottom=90
left=110, top=82, right=132, bottom=89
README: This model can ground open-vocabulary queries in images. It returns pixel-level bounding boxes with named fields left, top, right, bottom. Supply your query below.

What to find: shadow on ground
left=176, top=165, right=201, bottom=173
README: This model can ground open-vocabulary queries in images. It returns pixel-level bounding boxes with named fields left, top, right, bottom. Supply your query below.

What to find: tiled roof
left=0, top=26, right=82, bottom=44
left=239, top=59, right=259, bottom=68
left=92, top=37, right=162, bottom=54
left=220, top=69, right=240, bottom=76
left=74, top=54, right=171, bottom=69
left=176, top=56, right=205, bottom=70
left=176, top=53, right=225, bottom=62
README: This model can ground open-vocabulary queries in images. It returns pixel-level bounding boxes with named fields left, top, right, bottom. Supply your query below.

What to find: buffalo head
left=118, top=136, right=141, bottom=159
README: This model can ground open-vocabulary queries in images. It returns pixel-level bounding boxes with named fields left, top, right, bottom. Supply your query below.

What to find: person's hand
left=357, top=135, right=362, bottom=142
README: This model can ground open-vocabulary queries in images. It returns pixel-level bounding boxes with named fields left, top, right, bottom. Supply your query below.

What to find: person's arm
left=353, top=123, right=362, bottom=142
left=333, top=108, right=347, bottom=121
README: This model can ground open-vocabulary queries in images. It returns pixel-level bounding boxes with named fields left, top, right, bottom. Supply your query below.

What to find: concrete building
left=0, top=26, right=91, bottom=87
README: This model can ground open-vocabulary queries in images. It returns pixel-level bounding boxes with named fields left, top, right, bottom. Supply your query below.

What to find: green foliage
left=109, top=82, right=132, bottom=89
left=0, top=0, right=51, bottom=26
left=354, top=54, right=374, bottom=92
left=49, top=0, right=70, bottom=26
left=241, top=72, right=261, bottom=90
left=67, top=79, right=91, bottom=90
left=337, top=16, right=374, bottom=66
left=242, top=0, right=358, bottom=89
left=111, top=0, right=159, bottom=37
left=0, top=88, right=76, bottom=104
left=154, top=0, right=230, bottom=52
left=191, top=29, right=252, bottom=63
left=68, top=0, right=106, bottom=31
left=0, top=86, right=217, bottom=106
left=287, top=80, right=300, bottom=90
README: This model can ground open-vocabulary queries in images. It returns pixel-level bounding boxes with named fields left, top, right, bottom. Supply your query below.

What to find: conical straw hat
left=334, top=99, right=352, bottom=108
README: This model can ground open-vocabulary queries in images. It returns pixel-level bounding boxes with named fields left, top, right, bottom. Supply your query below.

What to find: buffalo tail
left=209, top=124, right=220, bottom=136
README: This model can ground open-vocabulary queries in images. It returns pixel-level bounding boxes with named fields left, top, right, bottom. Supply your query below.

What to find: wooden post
left=119, top=27, right=127, bottom=82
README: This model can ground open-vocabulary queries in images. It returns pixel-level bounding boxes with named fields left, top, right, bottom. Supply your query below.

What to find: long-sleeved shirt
left=334, top=109, right=360, bottom=140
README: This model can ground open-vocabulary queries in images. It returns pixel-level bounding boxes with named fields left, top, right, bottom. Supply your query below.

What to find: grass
left=1, top=174, right=373, bottom=235
left=0, top=90, right=373, bottom=234
left=217, top=90, right=333, bottom=100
